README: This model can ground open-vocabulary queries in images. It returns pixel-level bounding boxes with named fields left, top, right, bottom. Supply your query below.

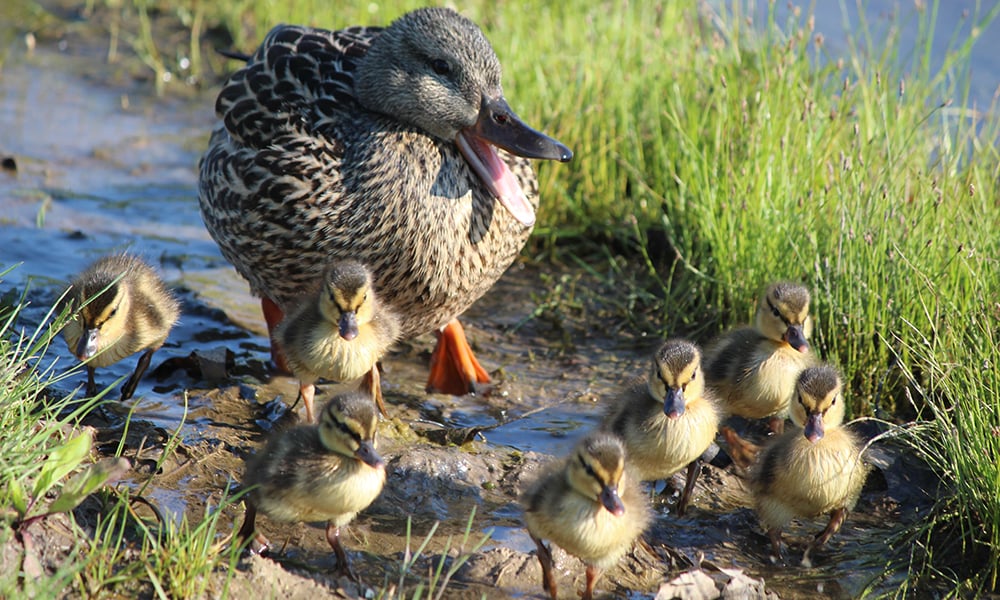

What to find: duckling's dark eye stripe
left=766, top=298, right=791, bottom=327
left=578, top=454, right=598, bottom=481
left=332, top=415, right=364, bottom=444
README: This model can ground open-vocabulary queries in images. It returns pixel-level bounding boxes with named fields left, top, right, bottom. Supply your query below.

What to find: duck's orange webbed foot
left=261, top=297, right=292, bottom=375
left=426, top=319, right=490, bottom=396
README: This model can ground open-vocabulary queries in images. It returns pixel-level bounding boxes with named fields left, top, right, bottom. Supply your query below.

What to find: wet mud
left=0, top=36, right=935, bottom=599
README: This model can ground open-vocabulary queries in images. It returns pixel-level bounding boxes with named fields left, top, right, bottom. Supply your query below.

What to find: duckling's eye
left=771, top=306, right=781, bottom=318
left=578, top=455, right=597, bottom=479
left=431, top=59, right=450, bottom=75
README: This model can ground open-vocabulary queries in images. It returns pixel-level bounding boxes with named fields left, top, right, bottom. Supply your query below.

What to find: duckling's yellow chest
left=526, top=494, right=644, bottom=569
left=287, top=325, right=383, bottom=383
left=737, top=343, right=815, bottom=418
left=627, top=400, right=719, bottom=480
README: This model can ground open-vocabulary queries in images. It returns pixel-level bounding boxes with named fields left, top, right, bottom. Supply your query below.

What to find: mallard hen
left=61, top=254, right=180, bottom=401
left=199, top=7, right=571, bottom=396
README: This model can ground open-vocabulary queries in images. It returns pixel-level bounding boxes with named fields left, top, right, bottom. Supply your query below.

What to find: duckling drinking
left=603, top=339, right=720, bottom=515
left=749, top=364, right=869, bottom=566
left=238, top=391, right=386, bottom=575
left=521, top=432, right=651, bottom=600
left=273, top=260, right=400, bottom=421
left=705, top=281, right=817, bottom=432
left=61, top=254, right=180, bottom=401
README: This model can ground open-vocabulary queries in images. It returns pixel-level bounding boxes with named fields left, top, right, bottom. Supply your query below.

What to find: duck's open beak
left=784, top=324, right=809, bottom=353
left=355, top=440, right=385, bottom=469
left=599, top=483, right=625, bottom=516
left=338, top=311, right=359, bottom=341
left=456, top=95, right=572, bottom=227
left=76, top=328, right=101, bottom=361
left=663, top=387, right=686, bottom=419
left=804, top=412, right=825, bottom=443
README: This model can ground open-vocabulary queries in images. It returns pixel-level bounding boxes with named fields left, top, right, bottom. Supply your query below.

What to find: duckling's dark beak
left=599, top=484, right=625, bottom=516
left=76, top=328, right=101, bottom=360
left=784, top=324, right=809, bottom=353
left=804, top=412, right=825, bottom=443
left=457, top=95, right=572, bottom=227
left=355, top=440, right=385, bottom=469
left=663, top=387, right=686, bottom=419
left=338, top=311, right=359, bottom=341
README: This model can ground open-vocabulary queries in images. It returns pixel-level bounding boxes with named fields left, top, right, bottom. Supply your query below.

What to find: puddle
left=0, top=38, right=931, bottom=599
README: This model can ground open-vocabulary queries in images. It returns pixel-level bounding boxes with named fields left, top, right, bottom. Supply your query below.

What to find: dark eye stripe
left=766, top=297, right=792, bottom=327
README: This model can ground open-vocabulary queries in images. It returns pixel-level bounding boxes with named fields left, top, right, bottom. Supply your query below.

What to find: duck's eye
left=431, top=59, right=450, bottom=75
left=771, top=306, right=781, bottom=318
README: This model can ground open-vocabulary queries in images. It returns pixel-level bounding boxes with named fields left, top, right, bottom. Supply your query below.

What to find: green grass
left=10, top=0, right=1000, bottom=595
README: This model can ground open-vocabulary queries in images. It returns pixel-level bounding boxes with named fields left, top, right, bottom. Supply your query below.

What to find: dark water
left=0, top=3, right=977, bottom=596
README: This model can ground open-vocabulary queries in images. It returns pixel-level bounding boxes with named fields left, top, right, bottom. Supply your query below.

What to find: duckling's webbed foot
left=237, top=503, right=270, bottom=555
left=530, top=534, right=557, bottom=600
left=583, top=564, right=602, bottom=600
left=801, top=507, right=848, bottom=566
left=767, top=527, right=784, bottom=561
left=362, top=365, right=388, bottom=417
left=121, top=348, right=156, bottom=402
left=676, top=459, right=702, bottom=516
left=326, top=522, right=358, bottom=581
left=426, top=319, right=491, bottom=396
left=767, top=416, right=785, bottom=435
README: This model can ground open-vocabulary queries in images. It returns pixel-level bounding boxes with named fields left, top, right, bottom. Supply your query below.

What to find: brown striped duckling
left=61, top=254, right=180, bottom=401
left=273, top=260, right=400, bottom=421
left=522, top=432, right=651, bottom=600
left=603, top=339, right=720, bottom=515
left=750, top=364, right=869, bottom=566
left=238, top=391, right=386, bottom=575
left=705, top=281, right=818, bottom=432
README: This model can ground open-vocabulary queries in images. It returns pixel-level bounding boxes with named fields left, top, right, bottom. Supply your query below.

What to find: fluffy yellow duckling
left=61, top=254, right=180, bottom=401
left=603, top=339, right=720, bottom=515
left=238, top=391, right=386, bottom=575
left=522, top=432, right=651, bottom=600
left=750, top=364, right=869, bottom=566
left=273, top=260, right=400, bottom=422
left=705, top=281, right=817, bottom=432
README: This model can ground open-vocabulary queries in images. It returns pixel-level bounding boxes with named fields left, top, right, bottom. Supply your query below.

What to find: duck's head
left=789, top=364, right=845, bottom=443
left=755, top=282, right=813, bottom=352
left=318, top=391, right=384, bottom=468
left=647, top=339, right=703, bottom=420
left=317, top=261, right=376, bottom=341
left=66, top=275, right=132, bottom=361
left=354, top=7, right=572, bottom=227
left=566, top=432, right=627, bottom=516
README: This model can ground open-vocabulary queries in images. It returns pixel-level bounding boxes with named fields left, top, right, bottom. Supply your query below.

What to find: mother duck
left=199, top=7, right=572, bottom=395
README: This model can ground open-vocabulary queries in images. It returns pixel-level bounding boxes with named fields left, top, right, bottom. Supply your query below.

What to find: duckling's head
left=354, top=7, right=571, bottom=227
left=318, top=391, right=384, bottom=469
left=789, top=365, right=845, bottom=443
left=317, top=261, right=375, bottom=341
left=647, top=339, right=703, bottom=420
left=755, top=282, right=813, bottom=352
left=566, top=433, right=627, bottom=516
left=66, top=275, right=133, bottom=361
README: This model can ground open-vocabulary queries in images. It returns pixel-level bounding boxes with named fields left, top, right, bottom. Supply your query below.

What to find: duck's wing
left=216, top=24, right=383, bottom=150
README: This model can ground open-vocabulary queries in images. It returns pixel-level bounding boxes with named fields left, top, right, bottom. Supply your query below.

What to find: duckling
left=273, top=260, right=400, bottom=422
left=704, top=281, right=818, bottom=432
left=238, top=391, right=386, bottom=575
left=603, top=339, right=720, bottom=515
left=61, top=254, right=180, bottom=401
left=522, top=432, right=651, bottom=600
left=199, top=7, right=572, bottom=396
left=749, top=364, right=869, bottom=566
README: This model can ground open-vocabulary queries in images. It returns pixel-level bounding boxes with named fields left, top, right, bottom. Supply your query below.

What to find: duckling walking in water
left=273, top=261, right=400, bottom=421
left=238, top=391, right=386, bottom=575
left=705, top=281, right=817, bottom=432
left=750, top=364, right=869, bottom=566
left=61, top=254, right=180, bottom=401
left=603, top=339, right=720, bottom=515
left=522, top=432, right=651, bottom=600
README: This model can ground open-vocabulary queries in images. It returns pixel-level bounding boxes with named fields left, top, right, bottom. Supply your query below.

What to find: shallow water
left=0, top=33, right=939, bottom=600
